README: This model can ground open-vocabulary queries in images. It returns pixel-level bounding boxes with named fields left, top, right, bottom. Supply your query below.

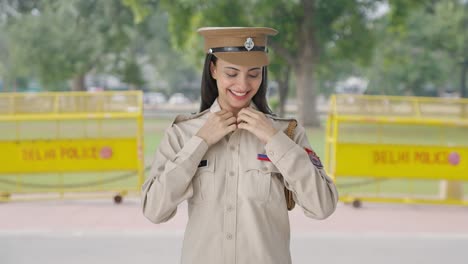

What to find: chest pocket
left=240, top=159, right=281, bottom=203
left=190, top=156, right=216, bottom=204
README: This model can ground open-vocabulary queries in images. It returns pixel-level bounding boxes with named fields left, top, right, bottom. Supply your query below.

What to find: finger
left=212, top=110, right=231, bottom=122
left=239, top=107, right=261, bottom=119
left=220, top=111, right=234, bottom=119
left=226, top=123, right=237, bottom=133
left=237, top=113, right=256, bottom=125
left=225, top=116, right=237, bottom=126
left=216, top=109, right=228, bottom=116
left=237, top=122, right=252, bottom=132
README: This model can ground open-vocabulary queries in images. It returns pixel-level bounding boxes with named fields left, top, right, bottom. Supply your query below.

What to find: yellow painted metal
left=0, top=91, right=144, bottom=202
left=0, top=113, right=140, bottom=121
left=335, top=116, right=468, bottom=127
left=335, top=143, right=467, bottom=179
left=328, top=94, right=468, bottom=206
left=340, top=195, right=468, bottom=206
left=0, top=138, right=138, bottom=173
left=136, top=91, right=145, bottom=190
left=0, top=191, right=139, bottom=202
left=324, top=97, right=333, bottom=173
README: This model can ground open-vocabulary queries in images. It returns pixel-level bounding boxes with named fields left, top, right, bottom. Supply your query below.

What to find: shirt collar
left=209, top=98, right=222, bottom=113
left=210, top=98, right=259, bottom=113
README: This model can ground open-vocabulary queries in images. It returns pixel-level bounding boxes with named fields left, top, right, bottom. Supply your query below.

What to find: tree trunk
left=129, top=84, right=138, bottom=90
left=462, top=2, right=468, bottom=98
left=461, top=60, right=467, bottom=98
left=296, top=0, right=320, bottom=127
left=71, top=74, right=86, bottom=91
left=277, top=66, right=290, bottom=117
left=12, top=79, right=17, bottom=92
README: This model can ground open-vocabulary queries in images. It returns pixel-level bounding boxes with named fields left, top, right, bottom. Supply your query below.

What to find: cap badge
left=244, top=37, right=254, bottom=51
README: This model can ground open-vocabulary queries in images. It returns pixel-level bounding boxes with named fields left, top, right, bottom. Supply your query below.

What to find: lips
left=231, top=90, right=247, bottom=96
left=228, top=89, right=249, bottom=100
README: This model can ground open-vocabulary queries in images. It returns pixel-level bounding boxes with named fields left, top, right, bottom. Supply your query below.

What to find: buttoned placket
left=223, top=130, right=240, bottom=264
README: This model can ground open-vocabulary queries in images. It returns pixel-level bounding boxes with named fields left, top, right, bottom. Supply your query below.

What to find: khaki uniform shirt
left=142, top=99, right=338, bottom=264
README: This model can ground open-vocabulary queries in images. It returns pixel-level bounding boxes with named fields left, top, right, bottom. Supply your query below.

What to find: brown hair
left=199, top=54, right=273, bottom=114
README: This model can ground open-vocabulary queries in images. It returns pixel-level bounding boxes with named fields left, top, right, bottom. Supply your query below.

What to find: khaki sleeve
left=141, top=125, right=208, bottom=224
left=265, top=124, right=338, bottom=219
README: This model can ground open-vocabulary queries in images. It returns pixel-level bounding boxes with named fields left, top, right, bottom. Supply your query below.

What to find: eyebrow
left=224, top=67, right=261, bottom=72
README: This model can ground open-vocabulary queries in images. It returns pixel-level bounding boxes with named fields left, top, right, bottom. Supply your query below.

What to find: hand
left=196, top=110, right=237, bottom=146
left=237, top=108, right=278, bottom=144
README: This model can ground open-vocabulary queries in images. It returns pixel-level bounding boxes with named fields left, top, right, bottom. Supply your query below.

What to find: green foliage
left=121, top=0, right=156, bottom=24
left=140, top=9, right=199, bottom=94
left=159, top=0, right=382, bottom=66
left=2, top=0, right=466, bottom=98
left=2, top=0, right=157, bottom=90
left=121, top=60, right=145, bottom=88
left=366, top=0, right=465, bottom=96
left=268, top=97, right=279, bottom=113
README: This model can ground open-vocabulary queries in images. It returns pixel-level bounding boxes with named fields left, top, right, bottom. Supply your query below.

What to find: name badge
left=198, top=160, right=208, bottom=168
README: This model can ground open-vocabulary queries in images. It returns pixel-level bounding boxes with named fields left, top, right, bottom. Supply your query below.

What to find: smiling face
left=210, top=58, right=263, bottom=115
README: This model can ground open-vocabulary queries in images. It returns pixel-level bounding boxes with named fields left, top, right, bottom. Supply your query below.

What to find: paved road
left=1, top=198, right=468, bottom=264
left=1, top=231, right=467, bottom=264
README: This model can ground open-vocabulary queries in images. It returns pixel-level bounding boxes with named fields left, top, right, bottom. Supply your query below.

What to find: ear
left=210, top=61, right=217, bottom=80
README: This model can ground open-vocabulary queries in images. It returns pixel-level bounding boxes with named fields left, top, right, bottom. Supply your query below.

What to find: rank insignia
left=257, top=154, right=271, bottom=162
left=305, top=148, right=323, bottom=169
left=244, top=37, right=254, bottom=51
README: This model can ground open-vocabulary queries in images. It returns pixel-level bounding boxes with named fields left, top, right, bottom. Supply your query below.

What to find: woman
left=142, top=27, right=338, bottom=264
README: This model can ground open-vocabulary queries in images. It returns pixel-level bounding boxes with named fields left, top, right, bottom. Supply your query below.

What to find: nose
left=236, top=75, right=249, bottom=92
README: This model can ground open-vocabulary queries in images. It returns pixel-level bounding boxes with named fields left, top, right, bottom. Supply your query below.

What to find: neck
left=218, top=100, right=249, bottom=117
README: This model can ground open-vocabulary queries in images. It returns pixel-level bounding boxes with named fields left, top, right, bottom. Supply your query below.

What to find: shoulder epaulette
left=171, top=109, right=210, bottom=126
left=266, top=114, right=296, bottom=123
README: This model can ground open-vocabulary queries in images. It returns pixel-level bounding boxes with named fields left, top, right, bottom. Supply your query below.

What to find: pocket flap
left=244, top=158, right=280, bottom=174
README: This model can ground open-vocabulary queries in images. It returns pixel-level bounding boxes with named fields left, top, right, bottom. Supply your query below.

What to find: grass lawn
left=0, top=117, right=467, bottom=200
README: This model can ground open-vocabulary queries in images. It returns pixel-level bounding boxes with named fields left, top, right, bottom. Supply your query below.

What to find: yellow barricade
left=325, top=94, right=468, bottom=207
left=0, top=91, right=144, bottom=203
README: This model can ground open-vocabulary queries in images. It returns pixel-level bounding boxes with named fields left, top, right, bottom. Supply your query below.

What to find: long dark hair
left=199, top=54, right=273, bottom=114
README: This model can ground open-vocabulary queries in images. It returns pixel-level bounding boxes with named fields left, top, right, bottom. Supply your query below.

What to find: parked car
left=144, top=92, right=167, bottom=105
left=168, top=93, right=191, bottom=104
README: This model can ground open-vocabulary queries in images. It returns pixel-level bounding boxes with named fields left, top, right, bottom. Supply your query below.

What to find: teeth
left=230, top=90, right=247, bottom=96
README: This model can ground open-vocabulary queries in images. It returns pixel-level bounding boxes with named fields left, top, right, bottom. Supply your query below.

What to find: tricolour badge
left=257, top=154, right=271, bottom=162
left=305, top=148, right=323, bottom=169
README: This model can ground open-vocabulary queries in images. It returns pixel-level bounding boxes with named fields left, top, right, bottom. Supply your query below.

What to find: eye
left=225, top=72, right=237, bottom=77
left=248, top=72, right=260, bottom=78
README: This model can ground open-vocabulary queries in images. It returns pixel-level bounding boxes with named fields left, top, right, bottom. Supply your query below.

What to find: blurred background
left=0, top=0, right=468, bottom=264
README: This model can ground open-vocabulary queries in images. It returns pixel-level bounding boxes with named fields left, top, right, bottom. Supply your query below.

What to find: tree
left=3, top=0, right=157, bottom=91
left=156, top=0, right=383, bottom=126
left=365, top=0, right=466, bottom=96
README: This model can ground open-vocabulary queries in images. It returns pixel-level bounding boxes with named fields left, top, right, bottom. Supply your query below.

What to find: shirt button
left=230, top=146, right=236, bottom=152
left=229, top=171, right=235, bottom=177
left=261, top=167, right=268, bottom=172
left=226, top=233, right=233, bottom=240
left=268, top=150, right=275, bottom=157
left=158, top=166, right=164, bottom=172
left=226, top=205, right=234, bottom=212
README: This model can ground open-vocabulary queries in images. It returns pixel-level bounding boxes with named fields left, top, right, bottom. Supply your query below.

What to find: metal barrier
left=0, top=91, right=144, bottom=203
left=325, top=94, right=468, bottom=207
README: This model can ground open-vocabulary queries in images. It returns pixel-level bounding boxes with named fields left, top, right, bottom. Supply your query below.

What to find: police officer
left=142, top=27, right=338, bottom=264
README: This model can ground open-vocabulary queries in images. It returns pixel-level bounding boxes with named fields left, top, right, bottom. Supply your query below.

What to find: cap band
left=208, top=46, right=268, bottom=54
